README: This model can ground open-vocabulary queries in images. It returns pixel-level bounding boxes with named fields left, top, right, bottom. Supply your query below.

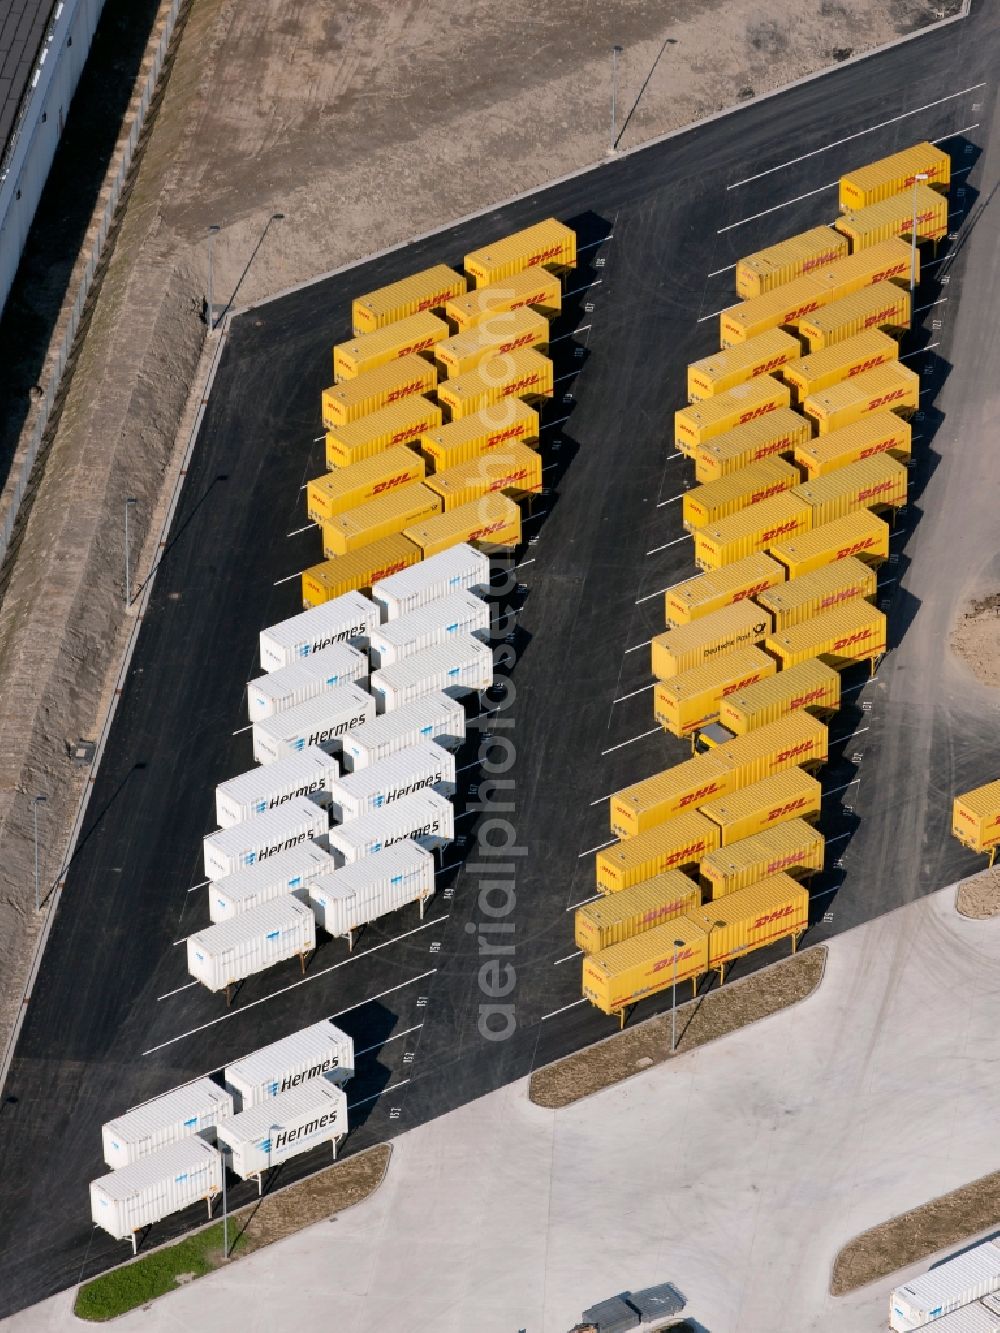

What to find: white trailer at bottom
left=216, top=1079, right=348, bottom=1192
left=90, top=1137, right=223, bottom=1253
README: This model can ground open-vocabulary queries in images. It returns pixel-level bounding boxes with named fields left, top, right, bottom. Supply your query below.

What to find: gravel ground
left=956, top=868, right=1000, bottom=918
left=950, top=590, right=1000, bottom=689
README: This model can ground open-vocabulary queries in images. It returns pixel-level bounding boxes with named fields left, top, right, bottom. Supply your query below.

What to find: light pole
left=206, top=224, right=221, bottom=329
left=910, top=172, right=929, bottom=298
left=710, top=919, right=726, bottom=987
left=124, top=497, right=137, bottom=607
left=611, top=46, right=623, bottom=153
left=670, top=936, right=684, bottom=1054
left=32, top=794, right=46, bottom=912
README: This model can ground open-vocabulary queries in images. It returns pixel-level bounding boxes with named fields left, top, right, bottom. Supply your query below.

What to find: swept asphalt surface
left=0, top=3, right=996, bottom=1315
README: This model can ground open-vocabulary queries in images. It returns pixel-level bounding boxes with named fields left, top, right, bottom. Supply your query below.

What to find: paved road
left=0, top=2, right=996, bottom=1315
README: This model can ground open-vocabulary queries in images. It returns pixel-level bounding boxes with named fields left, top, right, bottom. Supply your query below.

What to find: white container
left=368, top=591, right=491, bottom=669
left=372, top=542, right=490, bottom=620
left=225, top=1020, right=355, bottom=1111
left=327, top=740, right=457, bottom=823
left=203, top=796, right=329, bottom=881
left=371, top=635, right=493, bottom=713
left=891, top=1242, right=1000, bottom=1330
left=309, top=840, right=435, bottom=940
left=208, top=843, right=335, bottom=923
left=215, top=748, right=340, bottom=829
left=259, top=591, right=380, bottom=672
left=90, top=1137, right=223, bottom=1244
left=188, top=896, right=316, bottom=993
left=341, top=691, right=466, bottom=772
left=326, top=790, right=454, bottom=866
left=923, top=1303, right=1000, bottom=1333
left=246, top=642, right=368, bottom=721
left=252, top=684, right=374, bottom=766
left=101, top=1078, right=234, bottom=1169
left=217, top=1080, right=347, bottom=1181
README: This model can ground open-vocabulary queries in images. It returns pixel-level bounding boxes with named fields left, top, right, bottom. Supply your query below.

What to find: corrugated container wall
left=719, top=658, right=842, bottom=734
left=404, top=492, right=521, bottom=558
left=700, top=767, right=822, bottom=845
left=372, top=542, right=490, bottom=619
left=692, top=408, right=812, bottom=484
left=768, top=510, right=890, bottom=577
left=216, top=747, right=341, bottom=828
left=463, top=218, right=576, bottom=286
left=217, top=1081, right=348, bottom=1180
left=202, top=796, right=330, bottom=881
left=307, top=447, right=426, bottom=525
left=307, top=839, right=435, bottom=936
left=811, top=236, right=916, bottom=294
left=434, top=307, right=549, bottom=379
left=687, top=328, right=801, bottom=400
left=425, top=443, right=542, bottom=510
left=754, top=556, right=877, bottom=631
left=187, top=897, right=317, bottom=993
left=320, top=484, right=442, bottom=558
left=952, top=781, right=1000, bottom=854
left=575, top=871, right=701, bottom=953
left=325, top=397, right=442, bottom=470
left=889, top=1238, right=1000, bottom=1331
left=102, top=1079, right=234, bottom=1170
left=711, top=712, right=829, bottom=788
left=833, top=182, right=948, bottom=251
left=351, top=264, right=467, bottom=335
left=795, top=411, right=912, bottom=479
left=793, top=453, right=908, bottom=526
left=340, top=692, right=466, bottom=771
left=302, top=537, right=421, bottom=609
left=700, top=818, right=825, bottom=898
left=259, top=592, right=380, bottom=671
left=596, top=812, right=721, bottom=892
left=683, top=457, right=799, bottom=531
left=326, top=790, right=454, bottom=865
left=610, top=754, right=734, bottom=839
left=690, top=873, right=809, bottom=968
left=765, top=601, right=887, bottom=671
left=735, top=225, right=849, bottom=299
left=665, top=553, right=786, bottom=627
left=719, top=274, right=830, bottom=347
left=582, top=918, right=709, bottom=1016
left=225, top=1020, right=355, bottom=1110
left=694, top=492, right=813, bottom=571
left=796, top=282, right=911, bottom=352
left=326, top=740, right=457, bottom=824
left=436, top=348, right=554, bottom=419
left=90, top=1139, right=223, bottom=1243
left=839, top=140, right=951, bottom=209
left=321, top=355, right=438, bottom=429
left=653, top=647, right=776, bottom=738
left=420, top=399, right=539, bottom=470
left=675, top=377, right=791, bottom=452
left=368, top=590, right=490, bottom=669
left=370, top=636, right=493, bottom=713
left=207, top=843, right=335, bottom=923
left=651, top=601, right=772, bottom=679
left=780, top=328, right=899, bottom=403
left=445, top=267, right=562, bottom=330
left=252, top=684, right=375, bottom=766
left=333, top=311, right=449, bottom=380
left=802, top=362, right=920, bottom=434
left=246, top=642, right=368, bottom=721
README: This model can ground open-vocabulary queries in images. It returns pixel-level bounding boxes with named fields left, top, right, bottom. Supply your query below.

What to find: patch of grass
left=74, top=1225, right=225, bottom=1321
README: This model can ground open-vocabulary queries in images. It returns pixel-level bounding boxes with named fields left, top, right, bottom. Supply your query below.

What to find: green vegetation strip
left=529, top=946, right=826, bottom=1110
left=74, top=1142, right=391, bottom=1321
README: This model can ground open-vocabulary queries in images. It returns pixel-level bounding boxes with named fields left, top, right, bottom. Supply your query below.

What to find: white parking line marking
left=624, top=638, right=652, bottom=654
left=457, top=761, right=479, bottom=773
left=578, top=838, right=616, bottom=859
left=551, top=324, right=592, bottom=343
left=348, top=1078, right=411, bottom=1111
left=354, top=1024, right=423, bottom=1060
left=666, top=451, right=683, bottom=460
left=157, top=981, right=197, bottom=1002
left=915, top=298, right=948, bottom=313
left=540, top=998, right=587, bottom=1021
left=589, top=792, right=615, bottom=806
left=186, top=879, right=209, bottom=895
left=287, top=523, right=316, bottom=538
left=565, top=279, right=603, bottom=297
left=514, top=558, right=536, bottom=570
left=636, top=582, right=679, bottom=605
left=901, top=342, right=939, bottom=359
left=708, top=263, right=736, bottom=276
left=613, top=683, right=654, bottom=704
left=566, top=894, right=601, bottom=912
left=232, top=724, right=251, bottom=735
left=554, top=951, right=583, bottom=965
left=657, top=493, right=685, bottom=507
left=600, top=726, right=660, bottom=755
left=719, top=180, right=838, bottom=233
left=313, top=434, right=325, bottom=443
left=579, top=235, right=613, bottom=252
left=832, top=725, right=870, bottom=744
left=824, top=778, right=861, bottom=797
left=542, top=415, right=570, bottom=431
left=697, top=303, right=740, bottom=323
left=827, top=832, right=852, bottom=844
left=647, top=534, right=691, bottom=556
left=523, top=510, right=550, bottom=523
left=273, top=570, right=306, bottom=587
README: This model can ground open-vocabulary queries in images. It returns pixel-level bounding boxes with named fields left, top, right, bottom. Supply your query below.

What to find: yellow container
left=651, top=601, right=772, bottom=681
left=735, top=226, right=849, bottom=300
left=321, top=355, right=438, bottom=429
left=691, top=874, right=809, bottom=970
left=694, top=492, right=813, bottom=571
left=839, top=141, right=951, bottom=209
left=444, top=268, right=562, bottom=331
left=403, top=492, right=521, bottom=557
left=711, top=712, right=829, bottom=786
left=768, top=510, right=890, bottom=577
left=701, top=818, right=824, bottom=898
left=582, top=918, right=709, bottom=1017
left=351, top=264, right=467, bottom=336
left=803, top=363, right=920, bottom=435
left=796, top=283, right=911, bottom=353
left=781, top=329, right=899, bottom=403
left=719, top=275, right=830, bottom=347
left=701, top=767, right=821, bottom=845
left=301, top=536, right=420, bottom=608
left=675, top=377, right=791, bottom=453
left=464, top=218, right=576, bottom=287
left=765, top=601, right=887, bottom=671
left=812, top=237, right=916, bottom=296
left=952, top=781, right=1000, bottom=855
left=320, top=484, right=442, bottom=557
left=325, top=398, right=442, bottom=470
left=719, top=659, right=842, bottom=735
left=687, top=329, right=801, bottom=400
left=683, top=457, right=799, bottom=531
left=434, top=308, right=549, bottom=379
left=333, top=312, right=449, bottom=381
left=795, top=412, right=912, bottom=480
left=610, top=757, right=733, bottom=840
left=654, top=647, right=776, bottom=738
left=597, top=814, right=720, bottom=892
left=794, top=453, right=908, bottom=526
left=421, top=399, right=539, bottom=470
left=665, top=553, right=786, bottom=627
left=754, top=557, right=876, bottom=631
left=437, top=348, right=554, bottom=419
left=575, top=872, right=701, bottom=952
left=306, top=447, right=426, bottom=524
left=424, top=443, right=542, bottom=510
left=834, top=182, right=948, bottom=251
left=692, top=409, right=813, bottom=485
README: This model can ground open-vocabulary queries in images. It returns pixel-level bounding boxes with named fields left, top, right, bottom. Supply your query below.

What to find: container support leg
left=792, top=931, right=799, bottom=954
left=225, top=985, right=232, bottom=1009
left=256, top=1173, right=262, bottom=1198
left=299, top=951, right=307, bottom=975
left=990, top=847, right=997, bottom=869
left=347, top=929, right=354, bottom=952
left=419, top=894, right=426, bottom=921
left=131, top=1231, right=138, bottom=1256
left=206, top=1195, right=213, bottom=1219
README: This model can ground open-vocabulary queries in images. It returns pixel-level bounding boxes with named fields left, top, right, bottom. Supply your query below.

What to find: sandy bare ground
left=956, top=867, right=1000, bottom=917
left=0, top=0, right=961, bottom=1061
left=950, top=591, right=1000, bottom=689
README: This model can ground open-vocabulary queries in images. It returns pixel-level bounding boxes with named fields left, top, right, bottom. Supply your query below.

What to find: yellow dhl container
left=424, top=443, right=542, bottom=510
left=839, top=140, right=951, bottom=209
left=333, top=311, right=450, bottom=381
left=687, top=329, right=801, bottom=400
left=306, top=447, right=426, bottom=524
left=796, top=283, right=911, bottom=353
left=768, top=509, right=889, bottom=577
left=403, top=492, right=521, bottom=557
left=692, top=409, right=813, bottom=485
left=952, top=782, right=1000, bottom=855
left=754, top=557, right=876, bottom=631
left=610, top=757, right=733, bottom=840
left=834, top=182, right=949, bottom=251
left=444, top=267, right=562, bottom=331
left=683, top=457, right=799, bottom=531
left=351, top=264, right=467, bottom=336
left=803, top=362, right=920, bottom=435
left=812, top=237, right=916, bottom=296
left=437, top=348, right=554, bottom=419
left=691, top=874, right=809, bottom=970
left=675, top=377, right=791, bottom=452
left=597, top=816, right=720, bottom=892
left=325, top=397, right=443, bottom=470
left=765, top=601, right=887, bottom=671
left=694, top=492, right=813, bottom=571
left=651, top=601, right=772, bottom=680
left=434, top=308, right=549, bottom=379
left=710, top=712, right=829, bottom=787
left=719, top=274, right=830, bottom=347
left=700, top=818, right=824, bottom=898
left=793, top=453, right=908, bottom=526
left=301, top=535, right=420, bottom=608
left=665, top=553, right=786, bottom=627
left=582, top=917, right=709, bottom=1016
left=575, top=871, right=701, bottom=952
left=795, top=411, right=912, bottom=480
left=719, top=659, right=841, bottom=735
left=421, top=399, right=539, bottom=470
left=464, top=218, right=576, bottom=288
left=700, top=767, right=821, bottom=845
left=781, top=329, right=899, bottom=403
left=653, top=648, right=776, bottom=738
left=320, top=484, right=442, bottom=557
left=321, top=355, right=438, bottom=429
left=735, top=226, right=849, bottom=300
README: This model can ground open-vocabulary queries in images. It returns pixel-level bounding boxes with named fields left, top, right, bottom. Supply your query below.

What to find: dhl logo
left=640, top=901, right=688, bottom=925
left=767, top=851, right=805, bottom=874
left=790, top=685, right=828, bottom=707
left=858, top=480, right=896, bottom=502
left=722, top=672, right=765, bottom=697
left=956, top=807, right=976, bottom=824
left=865, top=388, right=906, bottom=410
left=486, top=425, right=526, bottom=448
left=500, top=374, right=542, bottom=397
left=468, top=520, right=508, bottom=541
left=832, top=628, right=875, bottom=651
left=371, top=472, right=415, bottom=496
left=753, top=903, right=796, bottom=929
left=818, top=588, right=862, bottom=611
left=652, top=946, right=696, bottom=974
left=526, top=244, right=564, bottom=267
left=836, top=537, right=876, bottom=559
left=397, top=337, right=436, bottom=357
left=752, top=355, right=791, bottom=377
left=861, top=310, right=898, bottom=330
left=733, top=580, right=774, bottom=602
left=677, top=420, right=697, bottom=440
left=487, top=468, right=530, bottom=491
left=498, top=331, right=539, bottom=354
left=762, top=519, right=801, bottom=541
left=372, top=559, right=411, bottom=580
left=767, top=796, right=808, bottom=821
left=416, top=291, right=459, bottom=312
left=848, top=354, right=891, bottom=375
left=904, top=167, right=940, bottom=185
left=750, top=482, right=788, bottom=504
left=870, top=264, right=907, bottom=283
left=510, top=290, right=549, bottom=309
left=752, top=437, right=794, bottom=460
left=801, top=249, right=841, bottom=273
left=738, top=403, right=779, bottom=425
left=678, top=782, right=724, bottom=809
left=665, top=839, right=711, bottom=866
left=894, top=210, right=935, bottom=233
left=784, top=300, right=821, bottom=321
left=389, top=422, right=432, bottom=445
left=858, top=440, right=895, bottom=460
left=385, top=379, right=426, bottom=403
left=774, top=740, right=813, bottom=764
